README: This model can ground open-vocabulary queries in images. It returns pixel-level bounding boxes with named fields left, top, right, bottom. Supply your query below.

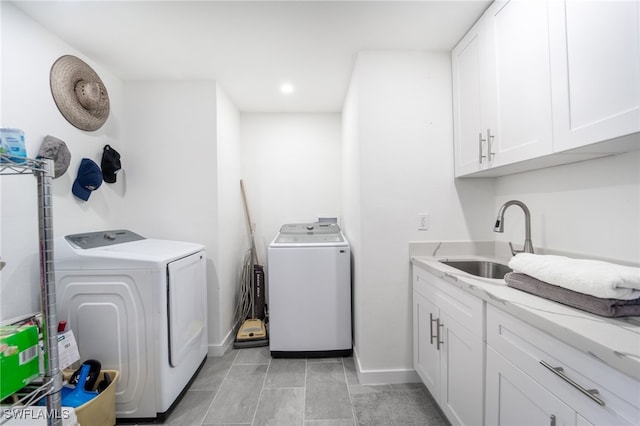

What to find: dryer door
left=167, top=251, right=207, bottom=367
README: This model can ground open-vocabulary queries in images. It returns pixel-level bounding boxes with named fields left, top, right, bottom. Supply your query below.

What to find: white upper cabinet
left=452, top=24, right=489, bottom=176
left=452, top=0, right=554, bottom=177
left=452, top=0, right=640, bottom=177
left=549, top=0, right=640, bottom=152
left=485, top=0, right=555, bottom=168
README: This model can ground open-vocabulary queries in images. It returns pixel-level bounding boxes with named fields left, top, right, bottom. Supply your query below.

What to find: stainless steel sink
left=439, top=260, right=512, bottom=279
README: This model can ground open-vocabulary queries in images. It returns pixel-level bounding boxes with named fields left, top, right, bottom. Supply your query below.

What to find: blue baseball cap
left=72, top=158, right=103, bottom=201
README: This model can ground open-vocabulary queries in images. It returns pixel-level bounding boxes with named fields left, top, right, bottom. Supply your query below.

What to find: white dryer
left=54, top=230, right=208, bottom=421
left=268, top=223, right=352, bottom=357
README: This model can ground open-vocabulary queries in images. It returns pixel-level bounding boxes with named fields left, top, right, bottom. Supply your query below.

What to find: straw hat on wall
left=50, top=55, right=110, bottom=132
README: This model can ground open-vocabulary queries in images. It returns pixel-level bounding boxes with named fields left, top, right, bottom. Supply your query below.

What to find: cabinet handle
left=550, top=414, right=556, bottom=426
left=478, top=132, right=487, bottom=164
left=430, top=313, right=438, bottom=345
left=436, top=318, right=444, bottom=351
left=539, top=360, right=605, bottom=406
left=487, top=128, right=495, bottom=160
left=443, top=272, right=458, bottom=282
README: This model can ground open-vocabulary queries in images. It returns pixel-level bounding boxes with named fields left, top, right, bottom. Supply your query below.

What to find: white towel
left=508, top=253, right=640, bottom=300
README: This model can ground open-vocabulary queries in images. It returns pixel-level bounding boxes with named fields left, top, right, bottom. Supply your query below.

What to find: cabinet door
left=550, top=0, right=640, bottom=152
left=485, top=0, right=554, bottom=167
left=487, top=305, right=640, bottom=426
left=452, top=21, right=490, bottom=176
left=439, top=312, right=484, bottom=426
left=413, top=289, right=441, bottom=400
left=486, top=346, right=576, bottom=426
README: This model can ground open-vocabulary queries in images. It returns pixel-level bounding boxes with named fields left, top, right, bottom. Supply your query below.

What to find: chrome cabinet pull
left=487, top=128, right=495, bottom=160
left=430, top=313, right=438, bottom=345
left=540, top=360, right=605, bottom=406
left=550, top=414, right=556, bottom=426
left=436, top=319, right=444, bottom=351
left=478, top=132, right=487, bottom=164
left=443, top=272, right=458, bottom=282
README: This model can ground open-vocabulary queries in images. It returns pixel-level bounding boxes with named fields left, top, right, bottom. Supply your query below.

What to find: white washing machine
left=54, top=230, right=208, bottom=421
left=268, top=223, right=352, bottom=357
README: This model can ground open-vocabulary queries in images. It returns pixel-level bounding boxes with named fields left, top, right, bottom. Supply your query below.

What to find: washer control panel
left=279, top=223, right=341, bottom=235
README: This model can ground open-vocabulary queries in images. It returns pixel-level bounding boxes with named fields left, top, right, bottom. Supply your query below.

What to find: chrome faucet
left=494, top=200, right=534, bottom=256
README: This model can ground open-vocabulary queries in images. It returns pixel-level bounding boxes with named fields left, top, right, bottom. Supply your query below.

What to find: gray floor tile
left=234, top=346, right=271, bottom=365
left=159, top=390, right=216, bottom=426
left=347, top=384, right=393, bottom=395
left=253, top=387, right=304, bottom=426
left=389, top=382, right=426, bottom=390
left=190, top=351, right=238, bottom=391
left=203, top=364, right=268, bottom=424
left=265, top=358, right=306, bottom=388
left=202, top=423, right=250, bottom=426
left=342, top=358, right=359, bottom=386
left=305, top=362, right=353, bottom=421
left=203, top=424, right=250, bottom=426
left=307, top=357, right=342, bottom=363
left=304, top=420, right=356, bottom=426
left=351, top=386, right=448, bottom=426
left=147, top=353, right=449, bottom=426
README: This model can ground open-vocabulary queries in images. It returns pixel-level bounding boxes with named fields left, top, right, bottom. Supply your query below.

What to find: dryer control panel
left=65, top=229, right=145, bottom=249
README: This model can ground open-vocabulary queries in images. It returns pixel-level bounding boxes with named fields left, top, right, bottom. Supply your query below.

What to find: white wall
left=1, top=3, right=126, bottom=319
left=240, top=113, right=342, bottom=263
left=1, top=4, right=244, bottom=350
left=124, top=80, right=243, bottom=352
left=341, top=68, right=362, bottom=371
left=343, top=50, right=494, bottom=382
left=122, top=81, right=218, bottom=244
left=215, top=84, right=245, bottom=348
left=494, top=151, right=640, bottom=265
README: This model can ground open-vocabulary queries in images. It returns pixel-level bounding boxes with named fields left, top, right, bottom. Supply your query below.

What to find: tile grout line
left=343, top=357, right=358, bottom=426
left=249, top=354, right=271, bottom=426
left=302, top=358, right=308, bottom=426
left=199, top=350, right=240, bottom=425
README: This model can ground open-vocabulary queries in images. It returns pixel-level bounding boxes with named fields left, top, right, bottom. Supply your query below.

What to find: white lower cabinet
left=412, top=264, right=640, bottom=426
left=486, top=305, right=640, bottom=426
left=486, top=346, right=575, bottom=426
left=413, top=266, right=484, bottom=426
left=414, top=288, right=440, bottom=393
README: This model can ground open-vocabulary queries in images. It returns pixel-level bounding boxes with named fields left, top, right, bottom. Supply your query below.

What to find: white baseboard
left=352, top=346, right=421, bottom=385
left=207, top=327, right=236, bottom=357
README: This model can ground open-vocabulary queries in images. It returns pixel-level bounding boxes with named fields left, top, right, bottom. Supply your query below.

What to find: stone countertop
left=411, top=253, right=640, bottom=381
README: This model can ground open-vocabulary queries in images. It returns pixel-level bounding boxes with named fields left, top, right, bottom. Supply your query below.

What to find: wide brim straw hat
left=50, top=55, right=110, bottom=132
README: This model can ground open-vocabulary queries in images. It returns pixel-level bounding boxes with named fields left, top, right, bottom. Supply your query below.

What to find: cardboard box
left=0, top=325, right=40, bottom=400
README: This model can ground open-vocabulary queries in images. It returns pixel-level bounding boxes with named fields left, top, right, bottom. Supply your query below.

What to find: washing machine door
left=167, top=251, right=207, bottom=367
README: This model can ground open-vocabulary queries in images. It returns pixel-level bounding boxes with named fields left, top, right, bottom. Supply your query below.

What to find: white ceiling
left=11, top=0, right=490, bottom=112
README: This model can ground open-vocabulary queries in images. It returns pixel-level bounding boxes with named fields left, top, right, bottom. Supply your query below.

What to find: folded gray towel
left=504, top=272, right=640, bottom=318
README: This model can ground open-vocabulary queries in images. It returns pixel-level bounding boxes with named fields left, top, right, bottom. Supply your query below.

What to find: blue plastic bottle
left=0, top=128, right=27, bottom=163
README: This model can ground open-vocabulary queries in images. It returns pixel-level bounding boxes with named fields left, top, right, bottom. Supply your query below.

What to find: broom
left=233, top=180, right=268, bottom=347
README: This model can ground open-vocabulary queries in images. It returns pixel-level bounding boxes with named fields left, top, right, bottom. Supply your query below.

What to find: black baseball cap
left=101, top=144, right=121, bottom=183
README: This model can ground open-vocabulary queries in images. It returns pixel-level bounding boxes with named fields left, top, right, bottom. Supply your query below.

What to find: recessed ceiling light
left=280, top=83, right=294, bottom=94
